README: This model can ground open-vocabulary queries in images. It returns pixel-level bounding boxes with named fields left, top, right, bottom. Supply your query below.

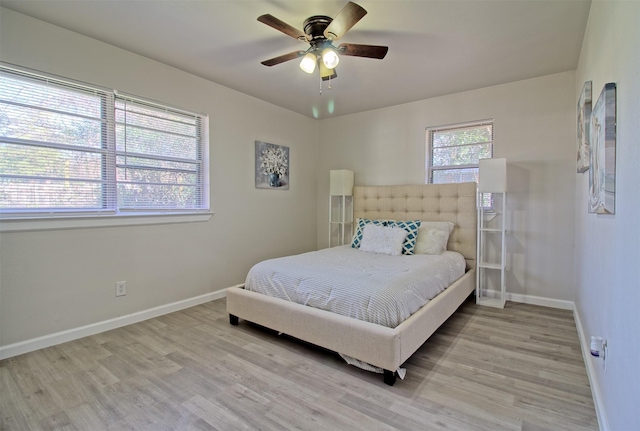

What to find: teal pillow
left=385, top=220, right=422, bottom=255
left=351, top=218, right=386, bottom=249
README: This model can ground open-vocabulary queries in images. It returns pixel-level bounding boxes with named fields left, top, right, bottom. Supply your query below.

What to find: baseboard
left=573, top=307, right=609, bottom=431
left=506, top=292, right=574, bottom=310
left=0, top=286, right=234, bottom=360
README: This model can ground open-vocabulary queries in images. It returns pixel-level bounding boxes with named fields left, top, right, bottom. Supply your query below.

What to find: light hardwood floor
left=1, top=298, right=599, bottom=430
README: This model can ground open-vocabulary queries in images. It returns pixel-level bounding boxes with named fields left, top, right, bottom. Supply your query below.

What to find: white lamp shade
left=322, top=48, right=340, bottom=69
left=330, top=170, right=354, bottom=196
left=478, top=158, right=507, bottom=193
left=299, top=53, right=317, bottom=74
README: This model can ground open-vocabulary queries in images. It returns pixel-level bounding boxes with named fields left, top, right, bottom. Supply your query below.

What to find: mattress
left=244, top=245, right=466, bottom=329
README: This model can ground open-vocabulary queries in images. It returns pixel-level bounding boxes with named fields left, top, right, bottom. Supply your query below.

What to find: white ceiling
left=0, top=0, right=591, bottom=119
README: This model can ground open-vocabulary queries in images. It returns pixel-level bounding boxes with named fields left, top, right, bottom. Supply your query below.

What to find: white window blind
left=0, top=69, right=114, bottom=214
left=0, top=64, right=208, bottom=219
left=115, top=96, right=205, bottom=211
left=426, top=120, right=493, bottom=184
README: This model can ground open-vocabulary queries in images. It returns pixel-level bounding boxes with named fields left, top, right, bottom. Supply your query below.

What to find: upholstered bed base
left=227, top=270, right=474, bottom=383
left=226, top=182, right=477, bottom=385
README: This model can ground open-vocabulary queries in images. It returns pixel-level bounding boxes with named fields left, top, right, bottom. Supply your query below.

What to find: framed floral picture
left=588, top=82, right=616, bottom=214
left=255, top=141, right=289, bottom=190
left=577, top=81, right=592, bottom=173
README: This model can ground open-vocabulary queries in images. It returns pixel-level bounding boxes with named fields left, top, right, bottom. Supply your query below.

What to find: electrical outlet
left=115, top=281, right=127, bottom=297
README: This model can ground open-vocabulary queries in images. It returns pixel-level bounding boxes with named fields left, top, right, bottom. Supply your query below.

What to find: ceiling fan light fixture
left=300, top=52, right=317, bottom=73
left=258, top=2, right=388, bottom=83
left=321, top=48, right=340, bottom=69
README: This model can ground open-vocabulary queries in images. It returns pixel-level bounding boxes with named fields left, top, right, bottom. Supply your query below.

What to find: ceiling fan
left=258, top=1, right=389, bottom=81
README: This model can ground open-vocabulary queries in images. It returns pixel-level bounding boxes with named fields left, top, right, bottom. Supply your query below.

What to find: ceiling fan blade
left=324, top=1, right=367, bottom=40
left=338, top=43, right=388, bottom=59
left=261, top=51, right=306, bottom=67
left=258, top=14, right=306, bottom=41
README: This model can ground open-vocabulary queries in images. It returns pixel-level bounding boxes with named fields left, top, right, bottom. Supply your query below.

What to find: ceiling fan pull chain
left=319, top=75, right=323, bottom=95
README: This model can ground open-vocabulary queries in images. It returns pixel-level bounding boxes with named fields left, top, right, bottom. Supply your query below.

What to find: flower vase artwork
left=255, top=141, right=289, bottom=190
left=269, top=172, right=280, bottom=187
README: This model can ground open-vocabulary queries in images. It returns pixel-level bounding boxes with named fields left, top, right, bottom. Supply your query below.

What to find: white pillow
left=359, top=224, right=408, bottom=256
left=414, top=221, right=454, bottom=255
left=351, top=218, right=386, bottom=249
left=384, top=219, right=421, bottom=255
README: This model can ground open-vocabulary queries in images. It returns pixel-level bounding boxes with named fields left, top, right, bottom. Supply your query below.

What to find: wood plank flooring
left=0, top=298, right=599, bottom=430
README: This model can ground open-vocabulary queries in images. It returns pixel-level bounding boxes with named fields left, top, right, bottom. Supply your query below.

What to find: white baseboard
left=573, top=308, right=609, bottom=431
left=506, top=292, right=574, bottom=310
left=0, top=286, right=234, bottom=360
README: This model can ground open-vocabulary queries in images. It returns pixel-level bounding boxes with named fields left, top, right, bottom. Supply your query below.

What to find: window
left=0, top=64, right=209, bottom=221
left=426, top=119, right=493, bottom=185
left=114, top=96, right=206, bottom=211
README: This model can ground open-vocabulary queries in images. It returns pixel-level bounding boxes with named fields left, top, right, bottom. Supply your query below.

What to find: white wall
left=317, top=71, right=577, bottom=303
left=574, top=1, right=640, bottom=429
left=0, top=9, right=318, bottom=346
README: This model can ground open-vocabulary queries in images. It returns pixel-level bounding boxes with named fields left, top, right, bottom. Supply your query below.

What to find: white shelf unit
left=476, top=190, right=506, bottom=308
left=328, top=170, right=354, bottom=247
left=329, top=194, right=353, bottom=247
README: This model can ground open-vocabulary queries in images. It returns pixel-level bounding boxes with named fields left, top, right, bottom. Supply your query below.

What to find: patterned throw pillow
left=385, top=220, right=421, bottom=255
left=351, top=218, right=386, bottom=249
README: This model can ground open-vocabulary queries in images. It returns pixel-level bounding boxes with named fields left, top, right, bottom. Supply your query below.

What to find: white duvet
left=244, top=245, right=466, bottom=329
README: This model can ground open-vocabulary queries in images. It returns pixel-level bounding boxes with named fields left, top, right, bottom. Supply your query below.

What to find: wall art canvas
left=576, top=81, right=592, bottom=173
left=255, top=141, right=289, bottom=190
left=588, top=82, right=616, bottom=214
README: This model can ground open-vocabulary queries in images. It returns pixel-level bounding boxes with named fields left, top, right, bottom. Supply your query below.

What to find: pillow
left=359, top=224, right=408, bottom=256
left=351, top=218, right=386, bottom=249
left=414, top=221, right=455, bottom=254
left=385, top=220, right=421, bottom=255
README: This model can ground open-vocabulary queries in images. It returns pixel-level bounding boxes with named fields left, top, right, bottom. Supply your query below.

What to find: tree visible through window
left=0, top=65, right=208, bottom=218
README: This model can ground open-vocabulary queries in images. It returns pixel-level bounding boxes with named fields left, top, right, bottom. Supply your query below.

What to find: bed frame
left=226, top=182, right=477, bottom=385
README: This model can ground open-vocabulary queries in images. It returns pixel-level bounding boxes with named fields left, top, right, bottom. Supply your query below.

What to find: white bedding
left=244, top=245, right=466, bottom=329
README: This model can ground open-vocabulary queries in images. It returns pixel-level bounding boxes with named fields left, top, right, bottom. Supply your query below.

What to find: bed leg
left=229, top=314, right=239, bottom=325
left=468, top=290, right=476, bottom=302
left=383, top=370, right=397, bottom=386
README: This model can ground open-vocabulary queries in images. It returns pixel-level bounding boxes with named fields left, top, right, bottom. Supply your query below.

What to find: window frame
left=426, top=119, right=494, bottom=209
left=0, top=63, right=212, bottom=231
left=426, top=119, right=494, bottom=185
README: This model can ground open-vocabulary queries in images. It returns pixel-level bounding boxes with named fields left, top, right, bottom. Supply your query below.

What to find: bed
left=226, top=182, right=477, bottom=385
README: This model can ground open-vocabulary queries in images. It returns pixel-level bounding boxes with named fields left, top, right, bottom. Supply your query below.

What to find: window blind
left=0, top=68, right=115, bottom=214
left=0, top=64, right=209, bottom=218
left=115, top=96, right=205, bottom=211
left=427, top=120, right=493, bottom=184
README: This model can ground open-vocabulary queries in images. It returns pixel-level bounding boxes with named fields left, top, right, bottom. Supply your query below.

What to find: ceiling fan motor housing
left=304, top=16, right=333, bottom=43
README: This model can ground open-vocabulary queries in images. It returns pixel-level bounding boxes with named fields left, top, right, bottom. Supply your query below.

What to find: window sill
left=0, top=212, right=214, bottom=233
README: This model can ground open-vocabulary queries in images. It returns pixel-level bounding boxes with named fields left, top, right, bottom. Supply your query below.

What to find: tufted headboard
left=353, top=182, right=477, bottom=270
